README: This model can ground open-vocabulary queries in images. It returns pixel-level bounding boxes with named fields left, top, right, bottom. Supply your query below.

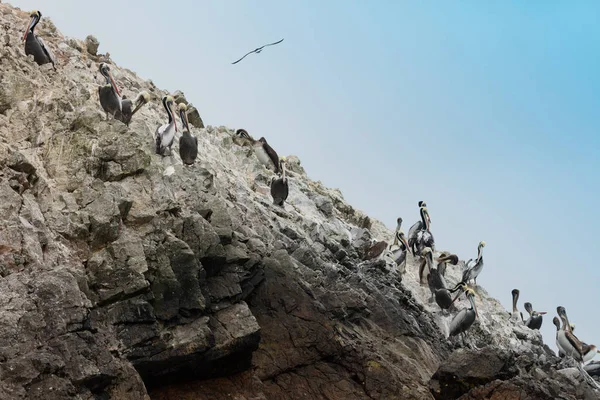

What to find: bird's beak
left=179, top=109, right=190, bottom=131
left=107, top=70, right=121, bottom=97
left=400, top=236, right=410, bottom=254
left=171, top=103, right=178, bottom=132
left=23, top=15, right=36, bottom=41
left=539, top=312, right=547, bottom=315
left=450, top=291, right=462, bottom=306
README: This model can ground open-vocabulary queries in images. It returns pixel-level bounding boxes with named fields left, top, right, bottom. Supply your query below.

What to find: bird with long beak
left=22, top=10, right=56, bottom=68
left=448, top=287, right=479, bottom=348
left=387, top=230, right=410, bottom=274
left=556, top=306, right=600, bottom=388
left=155, top=96, right=178, bottom=156
left=177, top=103, right=198, bottom=165
left=419, top=247, right=435, bottom=285
left=408, top=202, right=432, bottom=254
left=437, top=252, right=458, bottom=278
left=523, top=302, right=546, bottom=330
left=461, top=241, right=485, bottom=286
left=392, top=217, right=403, bottom=246
left=270, top=157, right=289, bottom=207
left=553, top=317, right=566, bottom=357
left=509, top=289, right=523, bottom=322
left=428, top=265, right=464, bottom=312
left=117, top=91, right=150, bottom=126
left=414, top=207, right=435, bottom=256
left=98, top=63, right=123, bottom=119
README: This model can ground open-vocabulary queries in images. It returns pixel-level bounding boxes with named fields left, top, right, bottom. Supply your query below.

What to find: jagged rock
left=85, top=35, right=99, bottom=55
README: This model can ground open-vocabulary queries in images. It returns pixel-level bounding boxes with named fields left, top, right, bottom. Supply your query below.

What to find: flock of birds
left=22, top=10, right=290, bottom=208
left=20, top=8, right=599, bottom=390
left=384, top=201, right=600, bottom=388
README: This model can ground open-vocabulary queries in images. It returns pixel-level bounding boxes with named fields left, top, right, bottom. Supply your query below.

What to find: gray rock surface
left=0, top=3, right=597, bottom=400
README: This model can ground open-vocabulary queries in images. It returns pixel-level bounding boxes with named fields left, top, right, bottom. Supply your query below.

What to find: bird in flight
left=231, top=38, right=284, bottom=65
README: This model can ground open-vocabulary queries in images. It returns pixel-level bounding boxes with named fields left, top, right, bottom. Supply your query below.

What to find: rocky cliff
left=0, top=3, right=598, bottom=399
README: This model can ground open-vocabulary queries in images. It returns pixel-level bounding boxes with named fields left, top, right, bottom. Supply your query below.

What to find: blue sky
left=12, top=1, right=599, bottom=352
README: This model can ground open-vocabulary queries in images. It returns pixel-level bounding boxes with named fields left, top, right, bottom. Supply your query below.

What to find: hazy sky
left=11, top=1, right=599, bottom=352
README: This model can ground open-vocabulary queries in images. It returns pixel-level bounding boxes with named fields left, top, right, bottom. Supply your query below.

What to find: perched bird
left=22, top=10, right=56, bottom=68
left=585, top=361, right=600, bottom=377
left=556, top=306, right=600, bottom=388
left=155, top=95, right=178, bottom=156
left=232, top=38, right=284, bottom=64
left=236, top=130, right=280, bottom=174
left=177, top=103, right=198, bottom=165
left=449, top=287, right=479, bottom=347
left=523, top=302, right=546, bottom=330
left=392, top=217, right=403, bottom=247
left=437, top=252, right=458, bottom=278
left=98, top=63, right=122, bottom=119
left=461, top=241, right=485, bottom=285
left=116, top=91, right=150, bottom=126
left=407, top=201, right=431, bottom=254
left=553, top=317, right=565, bottom=357
left=98, top=63, right=149, bottom=125
left=509, top=289, right=523, bottom=322
left=419, top=247, right=434, bottom=285
left=413, top=207, right=434, bottom=256
left=387, top=230, right=410, bottom=274
left=427, top=256, right=464, bottom=312
left=270, top=157, right=289, bottom=207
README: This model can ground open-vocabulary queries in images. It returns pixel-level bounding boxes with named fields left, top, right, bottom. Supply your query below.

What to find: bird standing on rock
left=414, top=206, right=434, bottom=255
left=22, top=10, right=56, bottom=68
left=461, top=241, right=485, bottom=286
left=509, top=289, right=522, bottom=322
left=408, top=201, right=431, bottom=254
left=178, top=103, right=198, bottom=165
left=155, top=95, right=177, bottom=156
left=523, top=302, right=546, bottom=330
left=436, top=252, right=458, bottom=278
left=556, top=306, right=600, bottom=388
left=98, top=63, right=149, bottom=125
left=270, top=157, right=289, bottom=207
left=448, top=287, right=479, bottom=347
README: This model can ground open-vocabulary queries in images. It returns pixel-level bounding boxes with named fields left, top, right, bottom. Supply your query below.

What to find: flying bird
left=232, top=38, right=284, bottom=64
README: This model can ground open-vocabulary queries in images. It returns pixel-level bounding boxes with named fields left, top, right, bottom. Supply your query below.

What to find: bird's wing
left=231, top=39, right=284, bottom=64
left=262, top=38, right=284, bottom=47
left=407, top=221, right=422, bottom=241
left=38, top=36, right=57, bottom=66
left=565, top=331, right=585, bottom=355
left=231, top=50, right=256, bottom=65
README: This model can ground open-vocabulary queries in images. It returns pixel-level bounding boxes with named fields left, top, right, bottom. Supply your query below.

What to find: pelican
left=178, top=103, right=198, bottom=165
left=461, top=241, right=485, bottom=285
left=509, top=289, right=523, bottom=322
left=556, top=306, right=600, bottom=388
left=155, top=96, right=177, bottom=156
left=411, top=206, right=434, bottom=256
left=387, top=231, right=410, bottom=274
left=236, top=130, right=280, bottom=174
left=232, top=38, right=284, bottom=64
left=270, top=157, right=289, bottom=207
left=585, top=362, right=600, bottom=377
left=98, top=63, right=122, bottom=119
left=428, top=265, right=464, bottom=312
left=437, top=252, right=458, bottom=278
left=116, top=91, right=150, bottom=126
left=22, top=10, right=56, bottom=68
left=392, top=217, right=403, bottom=246
left=407, top=201, right=431, bottom=254
left=419, top=247, right=435, bottom=285
left=448, top=287, right=479, bottom=347
left=523, top=302, right=546, bottom=330
left=553, top=317, right=566, bottom=357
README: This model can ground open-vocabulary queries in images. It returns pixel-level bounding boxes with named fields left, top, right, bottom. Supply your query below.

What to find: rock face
left=0, top=3, right=597, bottom=400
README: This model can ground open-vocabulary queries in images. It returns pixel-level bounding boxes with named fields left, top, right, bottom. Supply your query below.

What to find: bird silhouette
left=232, top=38, right=284, bottom=64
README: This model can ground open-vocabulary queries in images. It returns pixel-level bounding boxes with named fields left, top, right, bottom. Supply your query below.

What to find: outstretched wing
left=232, top=38, right=284, bottom=64
left=232, top=49, right=256, bottom=65
left=262, top=38, right=284, bottom=48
